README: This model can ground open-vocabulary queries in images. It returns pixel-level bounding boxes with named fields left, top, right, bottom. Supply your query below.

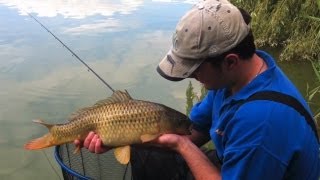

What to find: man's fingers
left=74, top=139, right=80, bottom=146
left=84, top=131, right=95, bottom=148
left=95, top=139, right=104, bottom=154
left=89, top=134, right=98, bottom=152
left=77, top=131, right=110, bottom=154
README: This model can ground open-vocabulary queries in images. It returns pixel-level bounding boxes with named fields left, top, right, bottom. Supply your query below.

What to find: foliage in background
left=185, top=81, right=208, bottom=115
left=305, top=0, right=320, bottom=134
left=185, top=82, right=212, bottom=148
left=186, top=81, right=196, bottom=115
left=230, top=0, right=320, bottom=62
left=306, top=60, right=320, bottom=136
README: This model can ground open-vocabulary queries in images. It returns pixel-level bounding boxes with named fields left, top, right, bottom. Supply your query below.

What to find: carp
left=24, top=90, right=191, bottom=164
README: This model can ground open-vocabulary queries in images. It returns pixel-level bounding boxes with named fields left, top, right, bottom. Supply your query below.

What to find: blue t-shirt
left=190, top=50, right=320, bottom=180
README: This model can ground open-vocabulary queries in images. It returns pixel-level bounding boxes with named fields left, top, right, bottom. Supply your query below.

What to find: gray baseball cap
left=157, top=0, right=250, bottom=81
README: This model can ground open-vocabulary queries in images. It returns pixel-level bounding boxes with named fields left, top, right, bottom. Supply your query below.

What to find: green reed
left=231, top=0, right=320, bottom=62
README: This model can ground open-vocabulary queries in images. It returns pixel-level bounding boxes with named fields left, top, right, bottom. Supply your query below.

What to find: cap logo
left=166, top=54, right=176, bottom=75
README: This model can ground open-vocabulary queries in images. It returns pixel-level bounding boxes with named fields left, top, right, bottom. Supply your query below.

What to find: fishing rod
left=26, top=12, right=115, bottom=93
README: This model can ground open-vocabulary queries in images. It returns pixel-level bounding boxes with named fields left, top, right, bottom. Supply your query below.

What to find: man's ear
left=224, top=54, right=239, bottom=70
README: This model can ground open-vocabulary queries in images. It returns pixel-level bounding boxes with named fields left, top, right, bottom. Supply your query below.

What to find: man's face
left=190, top=61, right=227, bottom=90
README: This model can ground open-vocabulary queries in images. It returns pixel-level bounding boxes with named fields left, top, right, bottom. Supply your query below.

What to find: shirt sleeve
left=189, top=91, right=214, bottom=134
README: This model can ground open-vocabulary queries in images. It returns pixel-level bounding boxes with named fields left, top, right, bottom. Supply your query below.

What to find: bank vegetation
left=231, top=0, right=320, bottom=62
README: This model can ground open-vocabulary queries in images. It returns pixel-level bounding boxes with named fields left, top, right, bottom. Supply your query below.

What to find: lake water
left=0, top=0, right=318, bottom=179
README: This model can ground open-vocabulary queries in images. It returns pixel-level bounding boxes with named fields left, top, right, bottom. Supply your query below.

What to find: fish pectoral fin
left=140, top=134, right=159, bottom=143
left=114, top=146, right=131, bottom=164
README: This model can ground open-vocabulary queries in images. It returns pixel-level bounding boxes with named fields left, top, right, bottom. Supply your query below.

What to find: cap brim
left=156, top=50, right=203, bottom=81
left=156, top=66, right=184, bottom=81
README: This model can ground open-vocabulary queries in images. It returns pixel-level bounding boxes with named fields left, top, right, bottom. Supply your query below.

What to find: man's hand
left=152, top=134, right=189, bottom=152
left=74, top=131, right=111, bottom=154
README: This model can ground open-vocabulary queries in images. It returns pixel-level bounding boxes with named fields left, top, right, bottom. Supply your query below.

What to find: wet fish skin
left=24, top=90, right=191, bottom=164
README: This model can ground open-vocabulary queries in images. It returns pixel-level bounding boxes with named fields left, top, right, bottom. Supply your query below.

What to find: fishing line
left=26, top=12, right=115, bottom=93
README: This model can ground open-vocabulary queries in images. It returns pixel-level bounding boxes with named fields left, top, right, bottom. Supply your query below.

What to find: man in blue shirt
left=77, top=0, right=319, bottom=179
left=155, top=0, right=320, bottom=179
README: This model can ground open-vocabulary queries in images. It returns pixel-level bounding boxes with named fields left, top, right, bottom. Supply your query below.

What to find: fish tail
left=24, top=119, right=57, bottom=150
left=24, top=133, right=55, bottom=150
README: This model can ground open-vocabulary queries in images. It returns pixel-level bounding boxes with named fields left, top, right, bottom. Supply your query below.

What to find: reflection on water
left=0, top=0, right=144, bottom=18
left=0, top=0, right=317, bottom=179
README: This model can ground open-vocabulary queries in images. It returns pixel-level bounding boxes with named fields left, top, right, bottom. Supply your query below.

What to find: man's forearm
left=177, top=137, right=221, bottom=180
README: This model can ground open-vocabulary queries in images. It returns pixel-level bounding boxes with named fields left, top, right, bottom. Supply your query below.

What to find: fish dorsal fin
left=67, top=107, right=94, bottom=121
left=33, top=119, right=54, bottom=130
left=114, top=145, right=131, bottom=164
left=93, top=90, right=133, bottom=107
left=67, top=90, right=132, bottom=122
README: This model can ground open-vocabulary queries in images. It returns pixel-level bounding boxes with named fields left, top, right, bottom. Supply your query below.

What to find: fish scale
left=95, top=101, right=163, bottom=146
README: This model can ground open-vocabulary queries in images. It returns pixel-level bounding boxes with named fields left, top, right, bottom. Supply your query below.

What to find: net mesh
left=55, top=144, right=193, bottom=180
